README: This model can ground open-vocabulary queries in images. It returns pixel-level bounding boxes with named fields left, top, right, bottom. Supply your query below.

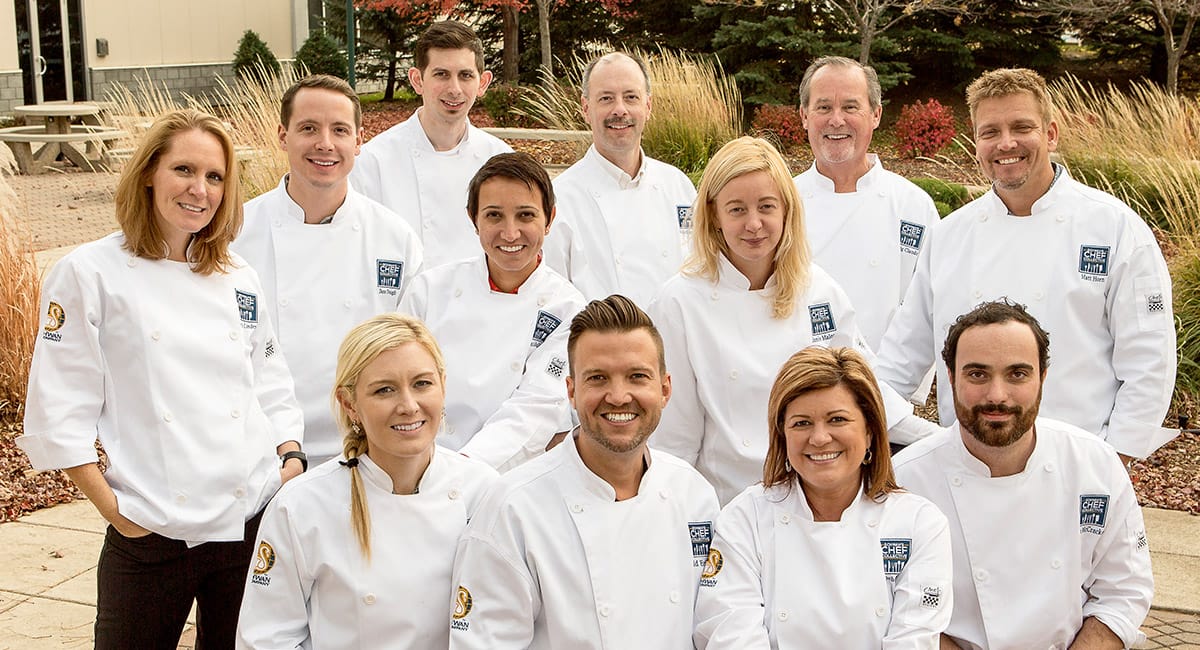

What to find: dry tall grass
left=522, top=48, right=742, bottom=176
left=0, top=147, right=38, bottom=416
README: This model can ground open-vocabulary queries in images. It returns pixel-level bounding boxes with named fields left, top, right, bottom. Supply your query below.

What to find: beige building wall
left=0, top=1, right=18, bottom=71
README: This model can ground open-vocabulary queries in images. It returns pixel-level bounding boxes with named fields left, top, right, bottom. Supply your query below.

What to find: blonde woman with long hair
left=237, top=313, right=497, bottom=648
left=648, top=136, right=935, bottom=505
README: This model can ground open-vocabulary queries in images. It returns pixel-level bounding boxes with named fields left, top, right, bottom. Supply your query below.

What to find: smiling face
left=783, top=383, right=869, bottom=504
left=972, top=91, right=1059, bottom=198
left=475, top=176, right=553, bottom=292
left=801, top=65, right=881, bottom=171
left=581, top=55, right=651, bottom=164
left=149, top=128, right=227, bottom=260
left=409, top=47, right=492, bottom=128
left=567, top=329, right=670, bottom=458
left=279, top=86, right=361, bottom=194
left=950, top=320, right=1044, bottom=450
left=713, top=170, right=785, bottom=287
left=339, top=342, right=444, bottom=474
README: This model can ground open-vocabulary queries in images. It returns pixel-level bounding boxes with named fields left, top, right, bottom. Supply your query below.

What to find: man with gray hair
left=793, top=56, right=938, bottom=355
left=544, top=52, right=697, bottom=308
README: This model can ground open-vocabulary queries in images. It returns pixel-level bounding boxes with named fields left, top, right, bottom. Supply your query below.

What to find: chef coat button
left=231, top=409, right=240, bottom=419
left=777, top=610, right=789, bottom=621
left=163, top=411, right=173, bottom=423
left=280, top=298, right=290, bottom=307
left=615, top=257, right=622, bottom=266
left=980, top=214, right=989, bottom=222
left=869, top=259, right=880, bottom=267
left=448, top=489, right=461, bottom=500
left=972, top=290, right=982, bottom=299
left=1034, top=290, right=1044, bottom=300
left=780, top=514, right=791, bottom=524
left=867, top=520, right=878, bottom=528
left=1044, top=463, right=1055, bottom=473
left=151, top=331, right=161, bottom=341
left=510, top=361, right=521, bottom=372
left=1051, top=558, right=1062, bottom=569
left=352, top=223, right=361, bottom=231
left=742, top=439, right=751, bottom=447
left=661, top=250, right=669, bottom=257
left=710, top=291, right=719, bottom=301
left=951, top=476, right=963, bottom=487
left=126, top=258, right=136, bottom=267
left=273, top=220, right=281, bottom=227
left=1056, top=214, right=1066, bottom=222
left=571, top=504, right=583, bottom=513
left=658, top=489, right=669, bottom=500
left=343, top=300, right=352, bottom=309
left=176, top=495, right=186, bottom=504
left=537, top=296, right=548, bottom=307
left=454, top=288, right=463, bottom=298
left=363, top=593, right=376, bottom=605
left=669, top=590, right=680, bottom=603
left=424, top=220, right=432, bottom=228
left=974, top=569, right=989, bottom=582
left=234, top=487, right=246, bottom=498
left=599, top=604, right=610, bottom=617
left=729, top=370, right=738, bottom=380
left=229, top=330, right=239, bottom=340
left=875, top=607, right=886, bottom=617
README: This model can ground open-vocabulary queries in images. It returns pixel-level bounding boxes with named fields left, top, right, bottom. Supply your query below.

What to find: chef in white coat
left=893, top=299, right=1153, bottom=650
left=544, top=51, right=697, bottom=308
left=18, top=109, right=304, bottom=649
left=399, top=152, right=584, bottom=471
left=694, top=346, right=952, bottom=649
left=449, top=295, right=720, bottom=649
left=234, top=74, right=424, bottom=467
left=792, top=56, right=938, bottom=353
left=876, top=67, right=1177, bottom=462
left=649, top=136, right=938, bottom=505
left=350, top=20, right=512, bottom=268
left=238, top=313, right=498, bottom=649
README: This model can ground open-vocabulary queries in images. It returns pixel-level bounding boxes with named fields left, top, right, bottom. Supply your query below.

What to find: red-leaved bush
left=895, top=99, right=956, bottom=158
left=751, top=104, right=807, bottom=151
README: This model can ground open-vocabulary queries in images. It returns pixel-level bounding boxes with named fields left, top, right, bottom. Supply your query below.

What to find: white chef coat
left=349, top=110, right=512, bottom=268
left=18, top=233, right=303, bottom=544
left=694, top=481, right=952, bottom=649
left=448, top=433, right=720, bottom=649
left=236, top=448, right=497, bottom=650
left=233, top=178, right=424, bottom=466
left=398, top=257, right=584, bottom=471
left=794, top=155, right=938, bottom=351
left=875, top=167, right=1176, bottom=458
left=893, top=418, right=1153, bottom=649
left=648, top=256, right=938, bottom=505
left=545, top=145, right=697, bottom=307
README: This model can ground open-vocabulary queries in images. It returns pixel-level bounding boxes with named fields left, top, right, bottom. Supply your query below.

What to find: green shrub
left=909, top=177, right=969, bottom=216
left=295, top=32, right=346, bottom=79
left=1173, top=245, right=1200, bottom=396
left=480, top=84, right=538, bottom=128
left=233, top=30, right=282, bottom=83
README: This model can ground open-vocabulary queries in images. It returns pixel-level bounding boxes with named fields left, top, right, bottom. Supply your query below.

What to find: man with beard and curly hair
left=893, top=299, right=1153, bottom=650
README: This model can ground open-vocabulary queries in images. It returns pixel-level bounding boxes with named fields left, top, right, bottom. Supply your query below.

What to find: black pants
left=94, top=511, right=263, bottom=650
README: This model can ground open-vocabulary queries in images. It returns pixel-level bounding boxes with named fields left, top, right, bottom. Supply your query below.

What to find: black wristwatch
left=281, top=450, right=308, bottom=472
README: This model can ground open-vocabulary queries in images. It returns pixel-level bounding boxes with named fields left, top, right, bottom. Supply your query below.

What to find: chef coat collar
left=412, top=107, right=472, bottom=155
left=716, top=251, right=780, bottom=292
left=787, top=475, right=868, bottom=523
left=804, top=154, right=883, bottom=193
left=983, top=162, right=1069, bottom=217
left=277, top=174, right=355, bottom=226
left=951, top=420, right=1045, bottom=479
left=587, top=144, right=646, bottom=189
left=357, top=446, right=438, bottom=495
left=566, top=428, right=654, bottom=501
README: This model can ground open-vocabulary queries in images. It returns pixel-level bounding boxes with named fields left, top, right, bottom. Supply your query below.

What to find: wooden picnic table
left=3, top=102, right=124, bottom=173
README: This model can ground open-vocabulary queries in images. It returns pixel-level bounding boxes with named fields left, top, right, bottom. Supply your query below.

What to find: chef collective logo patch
left=809, top=303, right=837, bottom=341
left=251, top=541, right=275, bottom=586
left=676, top=204, right=694, bottom=231
left=689, top=521, right=713, bottom=566
left=881, top=538, right=911, bottom=580
left=899, top=220, right=925, bottom=255
left=1079, top=245, right=1110, bottom=281
left=1080, top=494, right=1110, bottom=534
left=376, top=259, right=404, bottom=295
left=236, top=289, right=258, bottom=327
left=700, top=549, right=723, bottom=587
left=451, top=585, right=473, bottom=630
left=531, top=310, right=562, bottom=348
left=42, top=301, right=65, bottom=342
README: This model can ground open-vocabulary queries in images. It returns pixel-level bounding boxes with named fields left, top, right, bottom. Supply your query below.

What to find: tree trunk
left=859, top=30, right=874, bottom=64
left=1166, top=47, right=1180, bottom=94
left=384, top=53, right=397, bottom=101
left=502, top=5, right=520, bottom=84
left=536, top=0, right=552, bottom=79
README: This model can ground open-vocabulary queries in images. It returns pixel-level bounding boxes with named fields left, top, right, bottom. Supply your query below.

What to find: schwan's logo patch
left=677, top=204, right=694, bottom=231
left=531, top=310, right=562, bottom=348
left=700, top=548, right=723, bottom=587
left=376, top=259, right=404, bottom=294
left=809, top=302, right=837, bottom=341
left=899, top=220, right=925, bottom=255
left=251, top=540, right=275, bottom=586
left=42, top=301, right=65, bottom=342
left=1080, top=494, right=1110, bottom=534
left=689, top=521, right=713, bottom=559
left=1079, top=245, right=1110, bottom=280
left=235, top=289, right=258, bottom=326
left=451, top=585, right=472, bottom=631
left=881, top=538, right=912, bottom=580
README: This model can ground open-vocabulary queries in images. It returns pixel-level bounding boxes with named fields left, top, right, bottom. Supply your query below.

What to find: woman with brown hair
left=18, top=108, right=304, bottom=647
left=693, top=347, right=952, bottom=649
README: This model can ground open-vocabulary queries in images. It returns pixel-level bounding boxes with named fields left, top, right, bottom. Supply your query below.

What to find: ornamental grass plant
left=0, top=149, right=37, bottom=419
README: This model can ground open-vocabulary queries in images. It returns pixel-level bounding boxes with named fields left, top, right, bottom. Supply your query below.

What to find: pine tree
left=295, top=32, right=348, bottom=79
left=232, top=30, right=282, bottom=83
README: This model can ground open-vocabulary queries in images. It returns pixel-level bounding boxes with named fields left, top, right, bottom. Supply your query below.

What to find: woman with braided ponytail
left=237, top=313, right=498, bottom=648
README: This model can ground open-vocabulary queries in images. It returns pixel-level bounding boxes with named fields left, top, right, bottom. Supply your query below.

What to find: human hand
left=111, top=514, right=152, bottom=539
left=280, top=458, right=304, bottom=484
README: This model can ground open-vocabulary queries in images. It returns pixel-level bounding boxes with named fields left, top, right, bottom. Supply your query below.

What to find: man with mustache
left=449, top=295, right=719, bottom=649
left=893, top=299, right=1153, bottom=650
left=544, top=52, right=697, bottom=308
left=875, top=67, right=1176, bottom=464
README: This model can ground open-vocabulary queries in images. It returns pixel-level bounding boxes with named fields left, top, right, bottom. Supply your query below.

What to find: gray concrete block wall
left=0, top=72, right=26, bottom=114
left=89, top=63, right=238, bottom=107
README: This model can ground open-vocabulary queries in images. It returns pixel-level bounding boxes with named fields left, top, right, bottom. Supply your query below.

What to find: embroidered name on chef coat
left=881, top=538, right=911, bottom=580
left=236, top=289, right=259, bottom=328
left=531, top=310, right=562, bottom=348
left=700, top=548, right=723, bottom=587
left=899, top=220, right=925, bottom=255
left=42, top=301, right=65, bottom=342
left=1079, top=245, right=1110, bottom=281
left=677, top=205, right=694, bottom=231
left=690, top=521, right=713, bottom=568
left=451, top=585, right=473, bottom=631
left=251, top=541, right=275, bottom=586
left=809, top=303, right=837, bottom=341
left=1080, top=494, right=1110, bottom=534
left=376, top=259, right=404, bottom=295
